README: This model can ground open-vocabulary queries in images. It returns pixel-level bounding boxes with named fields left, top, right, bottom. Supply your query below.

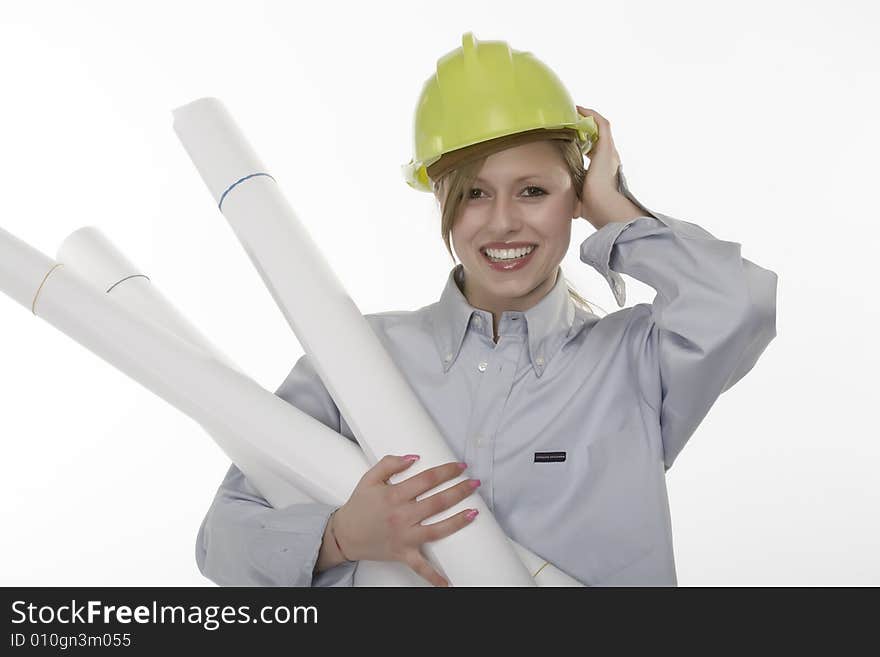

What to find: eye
left=466, top=186, right=547, bottom=200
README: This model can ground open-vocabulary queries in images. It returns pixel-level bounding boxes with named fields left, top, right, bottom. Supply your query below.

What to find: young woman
left=195, top=36, right=778, bottom=588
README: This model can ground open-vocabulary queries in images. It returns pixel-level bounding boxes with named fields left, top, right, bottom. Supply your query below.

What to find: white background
left=1, top=0, right=877, bottom=586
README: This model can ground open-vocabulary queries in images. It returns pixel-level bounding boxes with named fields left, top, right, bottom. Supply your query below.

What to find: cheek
left=532, top=219, right=573, bottom=263
left=533, top=209, right=574, bottom=241
left=451, top=215, right=482, bottom=247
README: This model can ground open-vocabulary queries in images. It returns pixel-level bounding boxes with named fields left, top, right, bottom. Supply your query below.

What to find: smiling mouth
left=479, top=246, right=538, bottom=272
left=481, top=245, right=537, bottom=262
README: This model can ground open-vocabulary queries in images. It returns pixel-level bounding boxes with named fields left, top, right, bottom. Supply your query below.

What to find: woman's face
left=440, top=140, right=582, bottom=314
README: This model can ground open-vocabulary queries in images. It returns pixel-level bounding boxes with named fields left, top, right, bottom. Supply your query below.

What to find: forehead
left=475, top=140, right=563, bottom=183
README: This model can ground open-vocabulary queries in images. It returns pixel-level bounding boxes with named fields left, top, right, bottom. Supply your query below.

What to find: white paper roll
left=0, top=225, right=367, bottom=508
left=55, top=226, right=420, bottom=586
left=56, top=226, right=583, bottom=587
left=172, top=97, right=535, bottom=586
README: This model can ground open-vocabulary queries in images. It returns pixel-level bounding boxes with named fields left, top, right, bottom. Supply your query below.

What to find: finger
left=364, top=454, right=420, bottom=486
left=405, top=550, right=450, bottom=588
left=411, top=477, right=480, bottom=523
left=416, top=507, right=479, bottom=544
left=576, top=105, right=607, bottom=124
left=391, top=460, right=467, bottom=503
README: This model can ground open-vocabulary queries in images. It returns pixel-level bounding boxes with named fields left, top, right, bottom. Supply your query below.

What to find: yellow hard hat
left=402, top=32, right=598, bottom=193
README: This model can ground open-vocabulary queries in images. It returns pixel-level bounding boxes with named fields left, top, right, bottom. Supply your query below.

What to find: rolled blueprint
left=172, top=97, right=534, bottom=586
left=55, top=226, right=416, bottom=586
left=0, top=225, right=368, bottom=508
left=56, top=227, right=582, bottom=587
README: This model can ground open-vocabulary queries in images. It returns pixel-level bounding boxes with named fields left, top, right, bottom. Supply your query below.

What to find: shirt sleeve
left=195, top=352, right=360, bottom=586
left=579, top=164, right=778, bottom=471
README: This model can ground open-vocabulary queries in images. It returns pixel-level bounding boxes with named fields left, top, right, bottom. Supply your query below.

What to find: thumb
left=366, top=454, right=420, bottom=485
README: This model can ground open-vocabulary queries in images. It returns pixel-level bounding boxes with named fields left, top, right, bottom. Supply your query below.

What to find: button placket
left=463, top=334, right=519, bottom=512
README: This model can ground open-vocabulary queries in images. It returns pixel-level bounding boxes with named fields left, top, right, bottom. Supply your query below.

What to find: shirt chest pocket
left=504, top=429, right=657, bottom=585
left=526, top=448, right=585, bottom=508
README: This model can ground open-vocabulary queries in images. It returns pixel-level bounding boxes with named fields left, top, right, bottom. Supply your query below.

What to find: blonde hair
left=431, top=138, right=599, bottom=316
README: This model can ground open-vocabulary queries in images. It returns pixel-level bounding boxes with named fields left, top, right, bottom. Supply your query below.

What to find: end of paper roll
left=57, top=226, right=112, bottom=261
left=57, top=226, right=143, bottom=293
left=171, top=96, right=270, bottom=206
left=171, top=96, right=224, bottom=124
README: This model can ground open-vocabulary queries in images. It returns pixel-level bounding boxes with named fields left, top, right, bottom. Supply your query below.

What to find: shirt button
left=444, top=352, right=452, bottom=362
left=476, top=434, right=486, bottom=447
left=535, top=355, right=544, bottom=366
left=473, top=316, right=482, bottom=326
left=477, top=361, right=487, bottom=372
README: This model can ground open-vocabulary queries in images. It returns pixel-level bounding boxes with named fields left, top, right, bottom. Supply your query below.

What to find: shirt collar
left=430, top=263, right=578, bottom=377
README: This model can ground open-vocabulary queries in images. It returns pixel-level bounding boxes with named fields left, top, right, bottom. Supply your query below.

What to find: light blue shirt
left=195, top=166, right=778, bottom=586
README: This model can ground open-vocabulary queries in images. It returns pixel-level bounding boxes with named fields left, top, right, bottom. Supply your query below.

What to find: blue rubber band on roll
left=218, top=172, right=276, bottom=210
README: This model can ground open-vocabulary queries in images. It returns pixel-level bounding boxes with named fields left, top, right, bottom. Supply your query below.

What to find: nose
left=486, top=194, right=523, bottom=234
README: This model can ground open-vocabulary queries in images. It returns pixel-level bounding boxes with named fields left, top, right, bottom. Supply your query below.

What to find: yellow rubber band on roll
left=532, top=561, right=551, bottom=579
left=32, top=263, right=64, bottom=315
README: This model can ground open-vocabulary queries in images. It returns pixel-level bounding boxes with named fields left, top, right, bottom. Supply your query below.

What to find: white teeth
left=484, top=245, right=535, bottom=260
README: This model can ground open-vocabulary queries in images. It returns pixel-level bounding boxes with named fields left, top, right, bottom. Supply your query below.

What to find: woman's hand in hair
left=576, top=106, right=621, bottom=195
left=331, top=454, right=481, bottom=587
left=575, top=106, right=642, bottom=230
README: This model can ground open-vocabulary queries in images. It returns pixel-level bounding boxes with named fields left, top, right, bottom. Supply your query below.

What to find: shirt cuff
left=252, top=502, right=357, bottom=587
left=579, top=164, right=663, bottom=308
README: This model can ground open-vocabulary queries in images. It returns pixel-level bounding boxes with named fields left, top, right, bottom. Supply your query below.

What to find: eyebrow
left=474, top=174, right=546, bottom=184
